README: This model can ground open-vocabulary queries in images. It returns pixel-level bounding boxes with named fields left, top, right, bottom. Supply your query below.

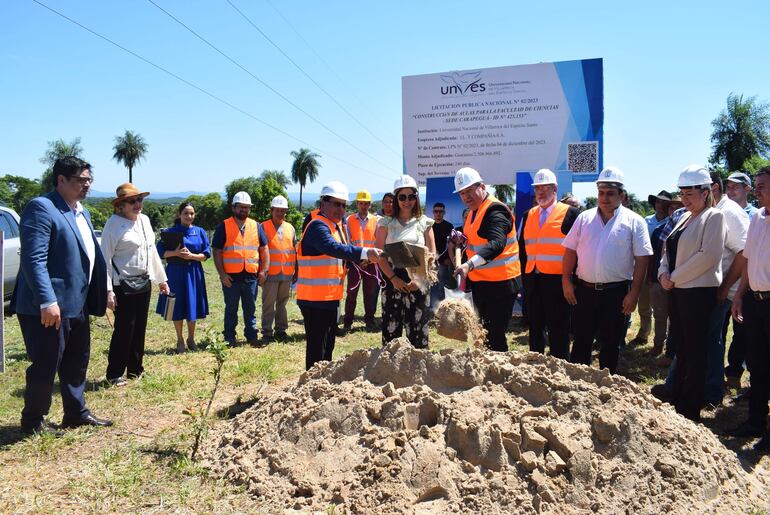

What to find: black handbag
left=113, top=218, right=152, bottom=295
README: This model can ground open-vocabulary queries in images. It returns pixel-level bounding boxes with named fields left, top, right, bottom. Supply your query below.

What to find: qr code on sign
left=568, top=141, right=598, bottom=173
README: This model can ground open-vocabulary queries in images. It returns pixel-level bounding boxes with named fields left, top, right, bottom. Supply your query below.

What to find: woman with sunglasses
left=100, top=183, right=169, bottom=387
left=375, top=175, right=436, bottom=348
left=658, top=165, right=726, bottom=421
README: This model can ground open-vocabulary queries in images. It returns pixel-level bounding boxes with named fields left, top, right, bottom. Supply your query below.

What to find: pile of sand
left=435, top=298, right=486, bottom=347
left=201, top=340, right=768, bottom=513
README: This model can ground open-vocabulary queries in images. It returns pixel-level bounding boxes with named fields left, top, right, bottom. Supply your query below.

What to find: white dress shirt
left=100, top=213, right=167, bottom=291
left=744, top=207, right=770, bottom=292
left=715, top=196, right=749, bottom=300
left=562, top=205, right=652, bottom=283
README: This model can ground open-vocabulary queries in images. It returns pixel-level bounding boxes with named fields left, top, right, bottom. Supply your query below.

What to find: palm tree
left=290, top=148, right=321, bottom=210
left=710, top=93, right=770, bottom=172
left=260, top=169, right=291, bottom=189
left=39, top=137, right=84, bottom=190
left=493, top=184, right=515, bottom=204
left=113, top=130, right=148, bottom=183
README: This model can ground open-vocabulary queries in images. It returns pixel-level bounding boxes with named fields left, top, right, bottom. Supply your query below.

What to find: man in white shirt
left=726, top=171, right=759, bottom=217
left=562, top=167, right=652, bottom=373
left=730, top=166, right=770, bottom=452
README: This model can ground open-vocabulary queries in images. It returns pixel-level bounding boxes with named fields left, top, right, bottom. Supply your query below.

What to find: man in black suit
left=12, top=156, right=111, bottom=436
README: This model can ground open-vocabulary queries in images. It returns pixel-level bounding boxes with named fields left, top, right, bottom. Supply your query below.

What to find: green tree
left=142, top=200, right=176, bottom=230
left=82, top=198, right=113, bottom=230
left=585, top=196, right=597, bottom=209
left=710, top=93, right=770, bottom=172
left=492, top=184, right=515, bottom=204
left=290, top=148, right=321, bottom=210
left=742, top=155, right=770, bottom=175
left=39, top=137, right=84, bottom=191
left=113, top=130, right=148, bottom=183
left=251, top=178, right=288, bottom=222
left=184, top=192, right=224, bottom=231
left=0, top=175, right=42, bottom=213
left=259, top=169, right=290, bottom=189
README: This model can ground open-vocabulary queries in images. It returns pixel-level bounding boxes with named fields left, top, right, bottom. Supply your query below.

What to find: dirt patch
left=201, top=340, right=768, bottom=514
left=435, top=298, right=486, bottom=347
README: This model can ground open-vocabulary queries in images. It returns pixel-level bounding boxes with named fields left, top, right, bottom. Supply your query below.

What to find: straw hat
left=112, top=182, right=150, bottom=206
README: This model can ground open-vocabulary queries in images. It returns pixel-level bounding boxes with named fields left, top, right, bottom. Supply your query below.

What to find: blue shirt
left=645, top=213, right=669, bottom=236
left=745, top=203, right=759, bottom=218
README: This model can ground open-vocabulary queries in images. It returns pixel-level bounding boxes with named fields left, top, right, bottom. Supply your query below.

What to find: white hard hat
left=595, top=166, right=625, bottom=186
left=392, top=175, right=418, bottom=193
left=677, top=164, right=711, bottom=188
left=532, top=168, right=557, bottom=186
left=453, top=167, right=483, bottom=193
left=320, top=181, right=349, bottom=202
left=232, top=191, right=252, bottom=206
left=270, top=195, right=288, bottom=209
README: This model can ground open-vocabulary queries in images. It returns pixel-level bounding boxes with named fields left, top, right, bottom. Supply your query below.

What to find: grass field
left=0, top=260, right=760, bottom=512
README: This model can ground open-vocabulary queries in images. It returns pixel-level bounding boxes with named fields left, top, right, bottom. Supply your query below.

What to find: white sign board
left=402, top=59, right=604, bottom=185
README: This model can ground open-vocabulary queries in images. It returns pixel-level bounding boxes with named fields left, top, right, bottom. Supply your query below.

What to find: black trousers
left=300, top=306, right=338, bottom=370
left=106, top=286, right=151, bottom=380
left=745, top=293, right=770, bottom=429
left=570, top=282, right=629, bottom=374
left=523, top=273, right=570, bottom=359
left=724, top=306, right=749, bottom=379
left=669, top=287, right=717, bottom=421
left=471, top=278, right=516, bottom=352
left=19, top=309, right=91, bottom=427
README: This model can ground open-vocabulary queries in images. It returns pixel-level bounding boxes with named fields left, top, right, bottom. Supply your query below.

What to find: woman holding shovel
left=376, top=175, right=436, bottom=348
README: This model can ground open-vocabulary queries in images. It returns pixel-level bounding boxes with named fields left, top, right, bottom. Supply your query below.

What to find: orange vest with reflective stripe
left=463, top=195, right=521, bottom=282
left=346, top=213, right=377, bottom=247
left=222, top=217, right=259, bottom=273
left=262, top=219, right=296, bottom=280
left=296, top=217, right=346, bottom=302
left=310, top=209, right=321, bottom=221
left=523, top=201, right=569, bottom=275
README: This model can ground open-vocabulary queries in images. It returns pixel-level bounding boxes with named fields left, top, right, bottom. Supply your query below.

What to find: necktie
left=539, top=208, right=548, bottom=228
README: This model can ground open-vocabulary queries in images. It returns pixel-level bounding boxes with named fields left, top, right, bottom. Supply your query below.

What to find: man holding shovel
left=452, top=167, right=521, bottom=351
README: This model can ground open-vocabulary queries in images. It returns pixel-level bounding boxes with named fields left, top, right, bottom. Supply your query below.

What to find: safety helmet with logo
left=232, top=191, right=252, bottom=206
left=320, top=181, right=349, bottom=202
left=392, top=175, right=418, bottom=194
left=355, top=190, right=372, bottom=202
left=677, top=164, right=711, bottom=188
left=532, top=168, right=557, bottom=186
left=595, top=166, right=625, bottom=186
left=270, top=195, right=289, bottom=209
left=453, top=167, right=483, bottom=193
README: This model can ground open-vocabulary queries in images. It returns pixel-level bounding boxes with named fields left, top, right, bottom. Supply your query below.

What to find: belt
left=752, top=290, right=770, bottom=301
left=578, top=279, right=629, bottom=291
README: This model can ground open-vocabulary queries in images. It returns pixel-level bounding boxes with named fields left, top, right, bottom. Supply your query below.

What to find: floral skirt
left=381, top=284, right=430, bottom=348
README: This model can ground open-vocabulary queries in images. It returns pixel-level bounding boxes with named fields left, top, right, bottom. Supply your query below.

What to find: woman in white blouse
left=658, top=166, right=727, bottom=421
left=100, top=183, right=169, bottom=386
left=375, top=176, right=436, bottom=348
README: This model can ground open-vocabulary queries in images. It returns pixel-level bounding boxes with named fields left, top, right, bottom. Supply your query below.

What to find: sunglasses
left=433, top=209, right=445, bottom=213
left=69, top=175, right=94, bottom=185
left=398, top=193, right=418, bottom=202
left=124, top=197, right=144, bottom=205
left=328, top=200, right=347, bottom=209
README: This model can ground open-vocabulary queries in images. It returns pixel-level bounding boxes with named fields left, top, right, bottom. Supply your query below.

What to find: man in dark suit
left=12, top=156, right=111, bottom=436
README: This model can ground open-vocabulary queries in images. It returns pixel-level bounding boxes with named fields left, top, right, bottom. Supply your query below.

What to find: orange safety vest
left=463, top=194, right=521, bottom=282
left=346, top=213, right=377, bottom=247
left=296, top=217, right=346, bottom=302
left=310, top=209, right=321, bottom=221
left=262, top=219, right=296, bottom=280
left=523, top=202, right=570, bottom=275
left=222, top=217, right=260, bottom=273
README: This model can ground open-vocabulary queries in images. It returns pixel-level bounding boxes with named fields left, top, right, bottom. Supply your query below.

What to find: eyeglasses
left=327, top=200, right=347, bottom=209
left=124, top=197, right=144, bottom=205
left=398, top=193, right=418, bottom=202
left=69, top=175, right=93, bottom=185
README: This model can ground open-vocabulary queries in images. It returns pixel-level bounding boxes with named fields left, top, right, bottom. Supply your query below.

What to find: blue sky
left=1, top=0, right=769, bottom=202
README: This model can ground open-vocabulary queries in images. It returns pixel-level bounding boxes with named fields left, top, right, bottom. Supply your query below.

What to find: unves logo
left=440, top=71, right=486, bottom=95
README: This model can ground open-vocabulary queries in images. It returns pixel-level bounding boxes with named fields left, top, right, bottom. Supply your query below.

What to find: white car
left=0, top=205, right=20, bottom=306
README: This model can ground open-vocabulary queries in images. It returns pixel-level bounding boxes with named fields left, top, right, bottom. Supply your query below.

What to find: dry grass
left=0, top=262, right=760, bottom=512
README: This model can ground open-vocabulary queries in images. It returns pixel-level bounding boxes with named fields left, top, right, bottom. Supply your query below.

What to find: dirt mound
left=201, top=340, right=768, bottom=514
left=435, top=298, right=486, bottom=346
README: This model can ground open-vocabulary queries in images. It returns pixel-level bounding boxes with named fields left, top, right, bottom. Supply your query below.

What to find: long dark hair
left=174, top=201, right=194, bottom=226
left=394, top=188, right=422, bottom=219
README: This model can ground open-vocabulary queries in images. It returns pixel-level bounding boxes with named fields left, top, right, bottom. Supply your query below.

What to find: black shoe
left=61, top=414, right=114, bottom=429
left=730, top=388, right=751, bottom=404
left=337, top=325, right=351, bottom=336
left=727, top=421, right=765, bottom=438
left=21, top=420, right=64, bottom=437
left=650, top=383, right=673, bottom=402
left=365, top=321, right=379, bottom=332
left=274, top=331, right=289, bottom=341
left=754, top=433, right=770, bottom=453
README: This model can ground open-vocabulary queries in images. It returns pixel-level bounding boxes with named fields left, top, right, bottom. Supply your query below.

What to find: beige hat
left=112, top=182, right=150, bottom=206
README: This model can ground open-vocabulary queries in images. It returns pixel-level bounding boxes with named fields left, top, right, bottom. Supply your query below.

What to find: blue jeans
left=222, top=276, right=258, bottom=342
left=430, top=264, right=451, bottom=311
left=665, top=298, right=731, bottom=401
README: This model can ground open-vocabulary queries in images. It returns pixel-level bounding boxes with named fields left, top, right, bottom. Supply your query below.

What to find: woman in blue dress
left=156, top=202, right=210, bottom=353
